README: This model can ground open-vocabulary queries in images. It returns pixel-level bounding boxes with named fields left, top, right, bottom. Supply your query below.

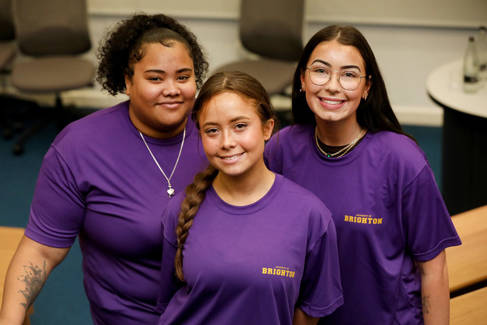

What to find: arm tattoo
left=422, top=295, right=431, bottom=315
left=17, top=260, right=47, bottom=309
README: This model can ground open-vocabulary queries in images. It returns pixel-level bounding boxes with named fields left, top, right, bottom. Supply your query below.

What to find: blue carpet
left=0, top=121, right=91, bottom=324
left=0, top=112, right=442, bottom=324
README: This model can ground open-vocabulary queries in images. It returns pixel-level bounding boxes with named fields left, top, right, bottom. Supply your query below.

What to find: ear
left=263, top=118, right=275, bottom=141
left=124, top=75, right=132, bottom=96
left=363, top=76, right=372, bottom=99
left=299, top=72, right=306, bottom=92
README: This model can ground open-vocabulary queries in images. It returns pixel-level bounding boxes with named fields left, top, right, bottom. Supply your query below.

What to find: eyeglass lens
left=308, top=67, right=363, bottom=90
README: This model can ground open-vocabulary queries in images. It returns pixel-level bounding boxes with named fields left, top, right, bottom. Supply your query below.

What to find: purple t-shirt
left=25, top=101, right=208, bottom=325
left=157, top=174, right=343, bottom=325
left=265, top=125, right=461, bottom=325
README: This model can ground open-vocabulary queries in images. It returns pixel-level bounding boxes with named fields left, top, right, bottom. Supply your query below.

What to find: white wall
left=56, top=2, right=486, bottom=126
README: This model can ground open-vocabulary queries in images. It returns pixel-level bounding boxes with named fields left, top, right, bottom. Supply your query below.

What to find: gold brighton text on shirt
left=344, top=214, right=383, bottom=225
left=261, top=266, right=295, bottom=278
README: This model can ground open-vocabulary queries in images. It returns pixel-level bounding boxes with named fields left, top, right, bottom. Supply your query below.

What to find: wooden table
left=0, top=226, right=33, bottom=325
left=447, top=205, right=487, bottom=292
left=450, top=286, right=487, bottom=324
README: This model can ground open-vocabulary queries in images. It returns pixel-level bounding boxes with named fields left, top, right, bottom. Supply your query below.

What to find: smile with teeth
left=219, top=152, right=245, bottom=162
left=320, top=97, right=345, bottom=105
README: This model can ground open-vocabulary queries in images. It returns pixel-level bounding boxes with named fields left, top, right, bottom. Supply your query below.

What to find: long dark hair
left=292, top=25, right=412, bottom=139
left=174, top=71, right=275, bottom=282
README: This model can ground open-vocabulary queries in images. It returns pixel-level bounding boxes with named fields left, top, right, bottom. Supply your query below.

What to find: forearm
left=0, top=236, right=69, bottom=324
left=418, top=251, right=450, bottom=325
left=293, top=307, right=319, bottom=325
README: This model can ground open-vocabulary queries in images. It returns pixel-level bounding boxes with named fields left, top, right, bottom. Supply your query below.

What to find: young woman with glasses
left=265, top=25, right=460, bottom=324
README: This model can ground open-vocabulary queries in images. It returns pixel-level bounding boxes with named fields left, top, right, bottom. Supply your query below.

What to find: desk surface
left=426, top=60, right=487, bottom=118
left=447, top=205, right=487, bottom=292
left=450, top=286, right=487, bottom=325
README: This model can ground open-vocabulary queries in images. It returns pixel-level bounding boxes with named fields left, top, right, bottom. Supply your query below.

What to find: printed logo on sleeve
left=261, top=266, right=295, bottom=278
left=344, top=214, right=382, bottom=225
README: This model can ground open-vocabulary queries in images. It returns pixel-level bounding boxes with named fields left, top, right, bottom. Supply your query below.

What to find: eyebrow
left=144, top=67, right=193, bottom=74
left=201, top=116, right=250, bottom=128
left=310, top=59, right=362, bottom=71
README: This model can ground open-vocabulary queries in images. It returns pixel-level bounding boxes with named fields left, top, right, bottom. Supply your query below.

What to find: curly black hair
left=96, top=13, right=209, bottom=95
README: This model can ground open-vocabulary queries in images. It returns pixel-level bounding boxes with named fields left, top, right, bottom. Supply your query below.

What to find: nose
left=220, top=129, right=236, bottom=149
left=324, top=71, right=341, bottom=92
left=162, top=80, right=181, bottom=97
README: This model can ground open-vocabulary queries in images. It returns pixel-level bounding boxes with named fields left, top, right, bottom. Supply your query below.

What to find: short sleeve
left=297, top=218, right=344, bottom=318
left=402, top=165, right=461, bottom=261
left=25, top=145, right=85, bottom=248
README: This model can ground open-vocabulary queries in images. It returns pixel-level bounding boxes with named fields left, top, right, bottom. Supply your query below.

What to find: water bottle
left=463, top=36, right=480, bottom=93
left=476, top=26, right=487, bottom=80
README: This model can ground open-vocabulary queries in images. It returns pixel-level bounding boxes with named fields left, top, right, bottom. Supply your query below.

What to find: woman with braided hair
left=156, top=71, right=343, bottom=325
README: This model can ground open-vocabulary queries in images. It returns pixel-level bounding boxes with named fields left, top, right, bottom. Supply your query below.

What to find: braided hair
left=173, top=71, right=275, bottom=281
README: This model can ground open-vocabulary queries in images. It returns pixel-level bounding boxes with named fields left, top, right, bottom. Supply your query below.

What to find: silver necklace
left=315, top=127, right=366, bottom=158
left=139, top=127, right=186, bottom=197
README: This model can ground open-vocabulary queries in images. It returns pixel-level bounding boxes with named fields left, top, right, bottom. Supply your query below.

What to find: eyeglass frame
left=304, top=66, right=370, bottom=91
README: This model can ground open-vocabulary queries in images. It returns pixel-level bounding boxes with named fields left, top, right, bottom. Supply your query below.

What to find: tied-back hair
left=174, top=71, right=275, bottom=282
left=96, top=13, right=208, bottom=95
left=174, top=165, right=218, bottom=282
left=292, top=25, right=414, bottom=140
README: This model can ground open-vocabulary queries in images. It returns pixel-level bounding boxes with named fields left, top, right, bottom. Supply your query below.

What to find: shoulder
left=49, top=101, right=131, bottom=157
left=275, top=175, right=333, bottom=229
left=367, top=131, right=428, bottom=171
left=270, top=124, right=313, bottom=144
left=53, top=101, right=130, bottom=147
left=265, top=124, right=314, bottom=164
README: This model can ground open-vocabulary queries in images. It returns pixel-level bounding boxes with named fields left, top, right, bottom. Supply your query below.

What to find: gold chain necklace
left=314, top=127, right=366, bottom=158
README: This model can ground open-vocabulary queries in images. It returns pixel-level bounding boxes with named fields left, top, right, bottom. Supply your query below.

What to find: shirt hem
left=299, top=294, right=344, bottom=318
left=24, top=228, right=75, bottom=248
left=413, top=236, right=462, bottom=262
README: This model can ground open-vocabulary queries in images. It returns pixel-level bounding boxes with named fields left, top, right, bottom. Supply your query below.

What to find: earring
left=362, top=92, right=368, bottom=100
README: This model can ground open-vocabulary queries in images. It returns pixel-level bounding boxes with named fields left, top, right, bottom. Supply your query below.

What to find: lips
left=320, top=97, right=345, bottom=105
left=218, top=152, right=245, bottom=162
left=157, top=101, right=183, bottom=109
left=318, top=96, right=346, bottom=109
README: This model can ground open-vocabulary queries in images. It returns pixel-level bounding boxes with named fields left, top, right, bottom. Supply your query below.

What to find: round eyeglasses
left=306, top=66, right=369, bottom=91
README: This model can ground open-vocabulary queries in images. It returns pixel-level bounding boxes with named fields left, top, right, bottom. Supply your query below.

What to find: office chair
left=0, top=0, right=18, bottom=139
left=10, top=0, right=95, bottom=155
left=213, top=0, right=305, bottom=96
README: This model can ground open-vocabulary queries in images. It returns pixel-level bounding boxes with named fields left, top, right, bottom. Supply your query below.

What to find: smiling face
left=300, top=39, right=370, bottom=128
left=198, top=91, right=274, bottom=180
left=125, top=41, right=196, bottom=138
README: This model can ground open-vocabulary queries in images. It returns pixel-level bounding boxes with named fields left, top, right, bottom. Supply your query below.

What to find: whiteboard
left=87, top=0, right=487, bottom=28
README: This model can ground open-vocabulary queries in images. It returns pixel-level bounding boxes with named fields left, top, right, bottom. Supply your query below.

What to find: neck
left=315, top=118, right=363, bottom=147
left=129, top=109, right=188, bottom=139
left=213, top=161, right=275, bottom=206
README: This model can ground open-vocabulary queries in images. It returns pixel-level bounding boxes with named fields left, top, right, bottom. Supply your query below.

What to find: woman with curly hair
left=0, top=13, right=209, bottom=325
left=156, top=71, right=343, bottom=325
